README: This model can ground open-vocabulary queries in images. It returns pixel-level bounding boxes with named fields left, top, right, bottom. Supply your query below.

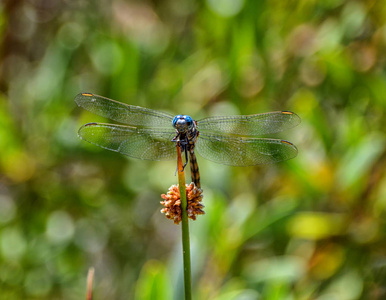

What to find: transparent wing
left=197, top=111, right=300, bottom=136
left=78, top=123, right=177, bottom=161
left=196, top=133, right=298, bottom=166
left=75, top=93, right=174, bottom=128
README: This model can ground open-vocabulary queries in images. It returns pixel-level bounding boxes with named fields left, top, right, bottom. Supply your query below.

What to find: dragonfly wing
left=196, top=133, right=298, bottom=166
left=197, top=111, right=300, bottom=136
left=78, top=123, right=177, bottom=161
left=75, top=93, right=174, bottom=127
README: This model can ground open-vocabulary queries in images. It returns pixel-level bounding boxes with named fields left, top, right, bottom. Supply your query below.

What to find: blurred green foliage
left=0, top=0, right=385, bottom=299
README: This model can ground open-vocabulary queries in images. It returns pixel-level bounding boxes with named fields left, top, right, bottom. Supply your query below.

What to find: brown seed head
left=160, top=183, right=204, bottom=224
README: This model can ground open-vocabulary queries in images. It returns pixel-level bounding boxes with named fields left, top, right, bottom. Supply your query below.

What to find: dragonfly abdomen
left=189, top=149, right=200, bottom=189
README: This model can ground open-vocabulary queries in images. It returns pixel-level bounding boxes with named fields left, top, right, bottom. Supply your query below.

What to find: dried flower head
left=160, top=183, right=204, bottom=224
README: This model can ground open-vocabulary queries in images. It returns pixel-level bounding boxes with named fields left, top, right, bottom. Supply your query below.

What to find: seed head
left=160, top=183, right=204, bottom=224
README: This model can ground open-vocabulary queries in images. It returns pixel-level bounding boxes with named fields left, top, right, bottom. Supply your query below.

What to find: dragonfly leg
left=172, top=132, right=189, bottom=171
left=175, top=147, right=188, bottom=174
left=183, top=147, right=189, bottom=170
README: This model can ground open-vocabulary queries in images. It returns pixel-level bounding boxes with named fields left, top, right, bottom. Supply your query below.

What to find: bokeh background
left=1, top=0, right=386, bottom=299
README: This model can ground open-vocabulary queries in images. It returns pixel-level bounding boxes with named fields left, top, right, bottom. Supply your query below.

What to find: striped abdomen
left=189, top=149, right=200, bottom=189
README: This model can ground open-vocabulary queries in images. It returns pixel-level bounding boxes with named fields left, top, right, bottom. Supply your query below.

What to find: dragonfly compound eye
left=184, top=116, right=193, bottom=127
left=172, top=115, right=183, bottom=128
left=172, top=115, right=194, bottom=133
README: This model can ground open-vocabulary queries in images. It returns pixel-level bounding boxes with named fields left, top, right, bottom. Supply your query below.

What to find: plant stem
left=86, top=267, right=94, bottom=300
left=176, top=144, right=192, bottom=300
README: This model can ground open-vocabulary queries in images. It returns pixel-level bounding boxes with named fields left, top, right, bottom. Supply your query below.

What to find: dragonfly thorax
left=172, top=115, right=194, bottom=133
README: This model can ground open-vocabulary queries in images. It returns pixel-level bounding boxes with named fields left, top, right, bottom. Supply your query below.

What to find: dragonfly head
left=172, top=115, right=194, bottom=133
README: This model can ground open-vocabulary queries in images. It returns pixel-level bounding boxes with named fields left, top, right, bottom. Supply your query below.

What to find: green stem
left=177, top=145, right=192, bottom=300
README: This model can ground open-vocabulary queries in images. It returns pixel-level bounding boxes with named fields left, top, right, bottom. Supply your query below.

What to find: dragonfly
left=75, top=93, right=300, bottom=188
